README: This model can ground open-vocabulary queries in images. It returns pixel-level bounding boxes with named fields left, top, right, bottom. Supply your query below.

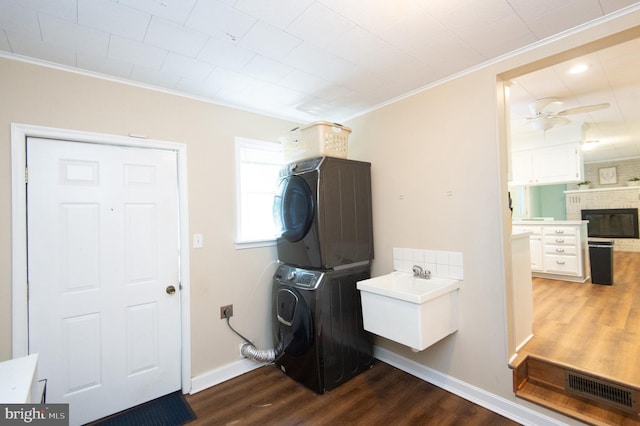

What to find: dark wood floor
left=184, top=252, right=640, bottom=425
left=519, top=251, right=640, bottom=386
left=185, top=361, right=519, bottom=425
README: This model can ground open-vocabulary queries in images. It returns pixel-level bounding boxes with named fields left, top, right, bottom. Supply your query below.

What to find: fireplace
left=581, top=208, right=639, bottom=239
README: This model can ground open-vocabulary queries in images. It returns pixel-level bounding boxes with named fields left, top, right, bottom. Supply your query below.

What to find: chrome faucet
left=412, top=265, right=431, bottom=279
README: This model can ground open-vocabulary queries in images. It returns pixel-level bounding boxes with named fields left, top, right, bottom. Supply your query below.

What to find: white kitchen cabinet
left=535, top=144, right=582, bottom=183
left=512, top=221, right=589, bottom=282
left=529, top=236, right=543, bottom=271
left=543, top=226, right=581, bottom=276
left=509, top=143, right=583, bottom=186
left=510, top=233, right=534, bottom=355
left=511, top=225, right=542, bottom=271
left=511, top=150, right=534, bottom=185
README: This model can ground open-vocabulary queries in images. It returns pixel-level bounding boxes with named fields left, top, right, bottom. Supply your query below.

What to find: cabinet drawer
left=543, top=226, right=576, bottom=236
left=544, top=235, right=577, bottom=246
left=544, top=254, right=579, bottom=275
left=544, top=244, right=577, bottom=255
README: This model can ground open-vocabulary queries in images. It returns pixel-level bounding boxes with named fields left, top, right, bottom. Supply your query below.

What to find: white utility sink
left=358, top=271, right=459, bottom=303
left=357, top=271, right=460, bottom=351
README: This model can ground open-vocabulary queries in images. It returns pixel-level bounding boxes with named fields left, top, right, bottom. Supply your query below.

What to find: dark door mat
left=91, top=391, right=196, bottom=426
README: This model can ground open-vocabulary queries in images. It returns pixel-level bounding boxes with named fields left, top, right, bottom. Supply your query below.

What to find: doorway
left=10, top=124, right=192, bottom=424
left=499, top=27, right=640, bottom=375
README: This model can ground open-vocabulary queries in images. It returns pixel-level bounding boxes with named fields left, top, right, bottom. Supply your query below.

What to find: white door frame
left=10, top=123, right=192, bottom=393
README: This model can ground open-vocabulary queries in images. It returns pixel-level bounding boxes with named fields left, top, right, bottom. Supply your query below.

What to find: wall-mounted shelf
left=564, top=186, right=640, bottom=194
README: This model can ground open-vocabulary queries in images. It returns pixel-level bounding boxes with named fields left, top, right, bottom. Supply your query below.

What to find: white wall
left=344, top=10, right=640, bottom=423
left=0, top=58, right=297, bottom=376
left=347, top=71, right=512, bottom=394
left=582, top=158, right=640, bottom=189
left=1, top=8, right=639, bottom=424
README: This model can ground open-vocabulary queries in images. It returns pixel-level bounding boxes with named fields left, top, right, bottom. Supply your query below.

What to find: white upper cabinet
left=511, top=150, right=534, bottom=185
left=536, top=142, right=582, bottom=183
left=509, top=125, right=584, bottom=186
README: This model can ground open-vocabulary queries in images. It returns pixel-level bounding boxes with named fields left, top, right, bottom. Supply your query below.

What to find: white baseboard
left=509, top=334, right=534, bottom=365
left=374, top=346, right=567, bottom=426
left=189, top=346, right=567, bottom=426
left=516, top=334, right=535, bottom=353
left=189, top=357, right=267, bottom=395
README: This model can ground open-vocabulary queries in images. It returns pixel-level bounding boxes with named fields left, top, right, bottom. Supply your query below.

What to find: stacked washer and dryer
left=272, top=156, right=374, bottom=393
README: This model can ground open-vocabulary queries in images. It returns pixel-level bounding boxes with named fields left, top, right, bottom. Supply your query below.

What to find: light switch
left=193, top=233, right=204, bottom=249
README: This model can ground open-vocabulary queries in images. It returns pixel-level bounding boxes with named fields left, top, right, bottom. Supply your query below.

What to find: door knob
left=166, top=285, right=176, bottom=295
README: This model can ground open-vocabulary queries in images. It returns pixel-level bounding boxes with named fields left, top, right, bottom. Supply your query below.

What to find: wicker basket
left=282, top=121, right=351, bottom=161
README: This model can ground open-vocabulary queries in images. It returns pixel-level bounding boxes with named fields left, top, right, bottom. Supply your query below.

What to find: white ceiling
left=1, top=0, right=640, bottom=141
left=509, top=36, right=640, bottom=163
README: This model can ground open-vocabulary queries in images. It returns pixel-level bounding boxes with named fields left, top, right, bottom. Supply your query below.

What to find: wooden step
left=512, top=355, right=640, bottom=425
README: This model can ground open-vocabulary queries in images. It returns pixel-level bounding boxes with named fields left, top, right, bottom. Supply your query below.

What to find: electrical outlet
left=220, top=304, right=233, bottom=319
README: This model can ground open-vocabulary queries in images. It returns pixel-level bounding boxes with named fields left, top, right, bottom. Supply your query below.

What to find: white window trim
left=234, top=137, right=283, bottom=249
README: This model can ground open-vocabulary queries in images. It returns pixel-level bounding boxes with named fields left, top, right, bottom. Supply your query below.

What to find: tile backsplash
left=393, top=247, right=464, bottom=280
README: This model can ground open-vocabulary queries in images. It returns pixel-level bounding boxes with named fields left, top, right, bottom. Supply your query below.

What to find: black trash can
left=588, top=240, right=614, bottom=285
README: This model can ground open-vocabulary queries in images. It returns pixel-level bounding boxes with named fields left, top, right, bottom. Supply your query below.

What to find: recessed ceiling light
left=569, top=63, right=589, bottom=74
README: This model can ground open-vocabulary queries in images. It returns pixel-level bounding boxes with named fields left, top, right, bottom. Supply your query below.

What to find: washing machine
left=273, top=156, right=374, bottom=270
left=272, top=263, right=374, bottom=393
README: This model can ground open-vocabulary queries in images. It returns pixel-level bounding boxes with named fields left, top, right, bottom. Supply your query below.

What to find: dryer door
left=274, top=175, right=314, bottom=242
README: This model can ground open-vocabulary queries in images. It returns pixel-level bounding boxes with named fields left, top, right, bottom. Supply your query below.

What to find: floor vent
left=565, top=371, right=638, bottom=413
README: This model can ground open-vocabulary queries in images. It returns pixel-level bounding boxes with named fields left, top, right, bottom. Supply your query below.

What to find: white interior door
left=27, top=137, right=182, bottom=425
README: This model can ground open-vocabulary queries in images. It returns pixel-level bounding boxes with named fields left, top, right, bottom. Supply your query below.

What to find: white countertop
left=511, top=231, right=532, bottom=240
left=513, top=220, right=588, bottom=225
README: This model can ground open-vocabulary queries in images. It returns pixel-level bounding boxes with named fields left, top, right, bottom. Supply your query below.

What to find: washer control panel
left=274, top=264, right=323, bottom=289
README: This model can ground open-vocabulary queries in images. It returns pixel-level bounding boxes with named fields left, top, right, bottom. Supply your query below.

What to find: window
left=235, top=137, right=284, bottom=248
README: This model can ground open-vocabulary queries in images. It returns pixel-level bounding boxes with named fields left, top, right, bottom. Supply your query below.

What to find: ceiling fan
left=526, top=97, right=610, bottom=131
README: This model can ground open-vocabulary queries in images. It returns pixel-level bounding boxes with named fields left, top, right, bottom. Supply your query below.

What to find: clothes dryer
left=273, top=156, right=374, bottom=270
left=272, top=263, right=373, bottom=393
